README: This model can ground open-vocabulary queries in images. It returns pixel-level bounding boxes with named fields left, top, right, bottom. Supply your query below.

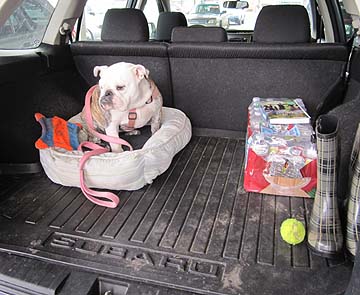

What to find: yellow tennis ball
left=280, top=218, right=306, bottom=245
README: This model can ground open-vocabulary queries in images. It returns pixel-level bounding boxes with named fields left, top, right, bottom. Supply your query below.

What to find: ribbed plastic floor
left=0, top=134, right=352, bottom=295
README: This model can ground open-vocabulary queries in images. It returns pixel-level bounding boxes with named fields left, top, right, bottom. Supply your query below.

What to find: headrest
left=171, top=27, right=227, bottom=42
left=156, top=12, right=187, bottom=41
left=253, top=5, right=310, bottom=43
left=101, top=8, right=149, bottom=42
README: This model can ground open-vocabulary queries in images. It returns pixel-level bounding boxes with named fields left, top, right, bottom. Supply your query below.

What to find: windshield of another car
left=194, top=4, right=221, bottom=14
left=227, top=1, right=238, bottom=8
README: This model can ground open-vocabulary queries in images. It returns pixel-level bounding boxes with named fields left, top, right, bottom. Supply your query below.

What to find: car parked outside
left=186, top=3, right=221, bottom=27
left=220, top=0, right=249, bottom=29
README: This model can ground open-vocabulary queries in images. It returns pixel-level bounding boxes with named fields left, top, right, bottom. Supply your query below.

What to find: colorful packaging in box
left=244, top=97, right=317, bottom=198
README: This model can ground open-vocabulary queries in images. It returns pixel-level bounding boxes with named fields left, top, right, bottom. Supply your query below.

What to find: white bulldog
left=82, top=62, right=163, bottom=152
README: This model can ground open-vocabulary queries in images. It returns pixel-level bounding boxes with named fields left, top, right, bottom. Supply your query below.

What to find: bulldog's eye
left=116, top=85, right=125, bottom=91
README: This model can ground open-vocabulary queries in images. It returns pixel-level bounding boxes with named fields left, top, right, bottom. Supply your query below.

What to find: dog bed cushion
left=39, top=107, right=192, bottom=190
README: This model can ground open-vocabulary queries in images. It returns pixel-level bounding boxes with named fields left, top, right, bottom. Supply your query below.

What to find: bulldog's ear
left=93, top=65, right=108, bottom=78
left=133, top=64, right=149, bottom=81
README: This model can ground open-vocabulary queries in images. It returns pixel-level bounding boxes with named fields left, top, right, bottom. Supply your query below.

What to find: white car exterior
left=220, top=0, right=248, bottom=29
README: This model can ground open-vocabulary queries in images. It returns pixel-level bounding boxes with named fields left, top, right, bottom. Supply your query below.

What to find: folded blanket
left=35, top=113, right=82, bottom=151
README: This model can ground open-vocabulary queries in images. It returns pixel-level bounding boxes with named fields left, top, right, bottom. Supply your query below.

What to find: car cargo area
left=0, top=130, right=353, bottom=295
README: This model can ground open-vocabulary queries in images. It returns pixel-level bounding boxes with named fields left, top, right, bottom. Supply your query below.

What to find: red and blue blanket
left=35, top=113, right=81, bottom=151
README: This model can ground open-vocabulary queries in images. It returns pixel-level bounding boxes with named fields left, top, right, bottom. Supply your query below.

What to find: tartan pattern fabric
left=346, top=123, right=360, bottom=257
left=350, top=124, right=360, bottom=170
left=308, top=115, right=343, bottom=256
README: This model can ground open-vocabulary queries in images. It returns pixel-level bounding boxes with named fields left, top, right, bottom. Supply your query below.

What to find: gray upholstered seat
left=101, top=8, right=149, bottom=42
left=167, top=6, right=346, bottom=130
left=171, top=26, right=228, bottom=42
left=253, top=5, right=311, bottom=43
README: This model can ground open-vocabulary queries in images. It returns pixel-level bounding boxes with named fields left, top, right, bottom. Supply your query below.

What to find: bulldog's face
left=93, top=62, right=149, bottom=112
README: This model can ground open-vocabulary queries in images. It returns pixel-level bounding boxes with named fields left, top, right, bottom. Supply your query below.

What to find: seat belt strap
left=345, top=30, right=358, bottom=84
left=310, top=33, right=359, bottom=127
left=311, top=72, right=346, bottom=128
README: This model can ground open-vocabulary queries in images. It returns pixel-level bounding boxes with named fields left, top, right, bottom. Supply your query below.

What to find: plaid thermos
left=346, top=123, right=360, bottom=258
left=308, top=114, right=343, bottom=257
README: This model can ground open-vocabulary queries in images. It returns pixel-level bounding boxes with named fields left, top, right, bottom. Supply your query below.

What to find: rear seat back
left=168, top=5, right=347, bottom=131
left=171, top=27, right=228, bottom=42
left=168, top=43, right=347, bottom=131
left=70, top=8, right=173, bottom=106
left=70, top=6, right=348, bottom=132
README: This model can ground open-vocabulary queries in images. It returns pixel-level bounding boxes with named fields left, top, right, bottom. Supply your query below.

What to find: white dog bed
left=39, top=107, right=192, bottom=190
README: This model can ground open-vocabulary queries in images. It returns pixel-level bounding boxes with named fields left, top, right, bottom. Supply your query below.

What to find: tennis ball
left=280, top=218, right=306, bottom=245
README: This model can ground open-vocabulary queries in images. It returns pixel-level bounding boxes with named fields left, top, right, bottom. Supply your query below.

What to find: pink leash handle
left=78, top=142, right=119, bottom=208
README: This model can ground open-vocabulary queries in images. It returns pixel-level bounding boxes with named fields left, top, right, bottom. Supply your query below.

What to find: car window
left=78, top=0, right=127, bottom=41
left=143, top=0, right=160, bottom=39
left=194, top=4, right=221, bottom=14
left=169, top=0, right=315, bottom=35
left=339, top=0, right=354, bottom=40
left=225, top=1, right=238, bottom=9
left=0, top=0, right=58, bottom=49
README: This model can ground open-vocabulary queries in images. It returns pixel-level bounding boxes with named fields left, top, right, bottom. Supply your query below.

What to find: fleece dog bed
left=39, top=107, right=192, bottom=191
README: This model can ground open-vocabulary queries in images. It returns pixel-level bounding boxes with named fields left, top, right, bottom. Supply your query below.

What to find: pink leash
left=78, top=85, right=133, bottom=208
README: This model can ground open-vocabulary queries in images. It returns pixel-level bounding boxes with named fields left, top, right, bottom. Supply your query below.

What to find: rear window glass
left=0, top=0, right=57, bottom=49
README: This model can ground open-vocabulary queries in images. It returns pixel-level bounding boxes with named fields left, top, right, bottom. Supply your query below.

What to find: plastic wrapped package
left=244, top=97, right=317, bottom=198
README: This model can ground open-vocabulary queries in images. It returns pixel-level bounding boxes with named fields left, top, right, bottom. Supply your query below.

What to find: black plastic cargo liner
left=0, top=132, right=353, bottom=295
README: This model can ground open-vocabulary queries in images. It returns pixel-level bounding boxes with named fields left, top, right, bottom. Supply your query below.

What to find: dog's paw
left=126, top=130, right=141, bottom=136
left=151, top=109, right=162, bottom=134
left=151, top=123, right=161, bottom=134
left=110, top=144, right=124, bottom=153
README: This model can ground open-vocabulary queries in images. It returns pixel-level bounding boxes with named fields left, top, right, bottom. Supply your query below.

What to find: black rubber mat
left=0, top=252, right=197, bottom=295
left=121, top=126, right=152, bottom=150
left=0, top=135, right=353, bottom=295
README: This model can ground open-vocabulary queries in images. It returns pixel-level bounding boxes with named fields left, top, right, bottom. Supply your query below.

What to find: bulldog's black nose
left=100, top=93, right=113, bottom=110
